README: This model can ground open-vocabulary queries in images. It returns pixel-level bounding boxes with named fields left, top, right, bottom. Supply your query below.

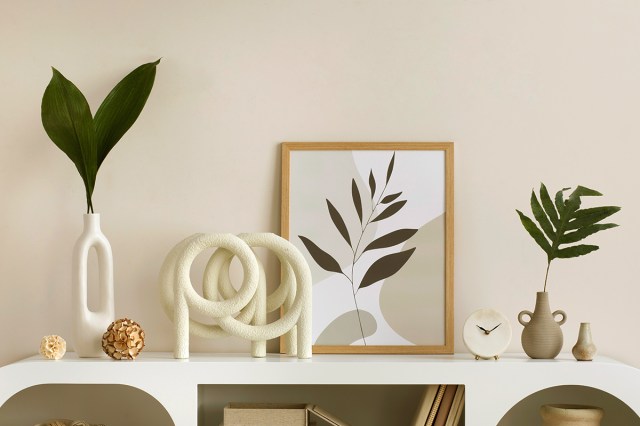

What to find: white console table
left=0, top=352, right=638, bottom=425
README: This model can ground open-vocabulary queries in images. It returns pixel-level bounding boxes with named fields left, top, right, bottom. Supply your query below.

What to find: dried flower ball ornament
left=39, top=335, right=66, bottom=360
left=35, top=420, right=105, bottom=426
left=101, top=318, right=145, bottom=360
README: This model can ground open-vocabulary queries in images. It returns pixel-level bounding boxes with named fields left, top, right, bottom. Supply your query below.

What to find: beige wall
left=0, top=0, right=638, bottom=369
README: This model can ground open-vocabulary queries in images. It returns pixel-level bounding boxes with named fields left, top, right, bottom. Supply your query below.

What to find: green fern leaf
left=517, top=210, right=551, bottom=257
left=530, top=190, right=555, bottom=241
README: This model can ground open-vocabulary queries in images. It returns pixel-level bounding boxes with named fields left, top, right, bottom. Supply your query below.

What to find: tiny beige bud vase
left=572, top=322, right=597, bottom=361
left=518, top=292, right=566, bottom=359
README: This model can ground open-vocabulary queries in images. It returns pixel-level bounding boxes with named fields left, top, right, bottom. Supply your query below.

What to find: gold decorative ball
left=39, top=335, right=66, bottom=360
left=101, top=318, right=145, bottom=360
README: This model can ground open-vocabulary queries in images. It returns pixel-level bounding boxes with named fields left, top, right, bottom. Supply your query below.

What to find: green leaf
left=519, top=183, right=620, bottom=290
left=385, top=152, right=395, bottom=184
left=41, top=60, right=160, bottom=213
left=572, top=186, right=602, bottom=198
left=530, top=190, right=555, bottom=241
left=371, top=200, right=406, bottom=223
left=539, top=183, right=559, bottom=228
left=326, top=199, right=351, bottom=247
left=565, top=186, right=602, bottom=216
left=352, top=179, right=363, bottom=224
left=554, top=187, right=570, bottom=216
left=359, top=247, right=416, bottom=290
left=517, top=210, right=551, bottom=256
left=298, top=236, right=343, bottom=274
left=561, top=223, right=619, bottom=244
left=555, top=244, right=599, bottom=259
left=368, top=170, right=376, bottom=199
left=94, top=59, right=160, bottom=168
left=381, top=192, right=402, bottom=204
left=566, top=206, right=621, bottom=230
left=41, top=67, right=97, bottom=211
left=362, top=228, right=418, bottom=253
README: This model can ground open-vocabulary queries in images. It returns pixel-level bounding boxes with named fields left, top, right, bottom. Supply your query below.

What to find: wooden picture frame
left=281, top=142, right=454, bottom=354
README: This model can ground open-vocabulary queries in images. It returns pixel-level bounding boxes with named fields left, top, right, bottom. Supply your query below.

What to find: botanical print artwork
left=298, top=153, right=417, bottom=345
left=288, top=148, right=447, bottom=349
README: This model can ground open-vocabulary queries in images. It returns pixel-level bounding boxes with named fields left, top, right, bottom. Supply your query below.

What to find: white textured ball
left=39, top=335, right=66, bottom=360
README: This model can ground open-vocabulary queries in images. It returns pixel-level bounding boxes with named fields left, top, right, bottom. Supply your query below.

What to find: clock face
left=463, top=308, right=512, bottom=359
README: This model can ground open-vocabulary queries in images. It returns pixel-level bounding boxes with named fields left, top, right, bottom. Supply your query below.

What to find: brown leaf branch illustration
left=352, top=179, right=363, bottom=224
left=299, top=152, right=417, bottom=345
left=371, top=200, right=407, bottom=223
left=358, top=248, right=416, bottom=290
left=381, top=192, right=402, bottom=204
left=362, top=229, right=419, bottom=253
left=298, top=236, right=344, bottom=275
left=326, top=199, right=351, bottom=247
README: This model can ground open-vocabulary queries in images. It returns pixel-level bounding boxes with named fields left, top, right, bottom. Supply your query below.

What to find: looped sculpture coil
left=159, top=233, right=312, bottom=359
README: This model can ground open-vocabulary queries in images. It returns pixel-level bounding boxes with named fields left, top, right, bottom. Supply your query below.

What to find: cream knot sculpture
left=159, top=233, right=312, bottom=359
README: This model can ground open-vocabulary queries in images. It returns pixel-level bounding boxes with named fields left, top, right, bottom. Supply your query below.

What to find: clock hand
left=488, top=323, right=502, bottom=333
left=476, top=325, right=490, bottom=334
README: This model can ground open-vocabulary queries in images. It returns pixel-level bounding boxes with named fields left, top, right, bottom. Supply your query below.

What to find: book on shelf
left=445, top=386, right=465, bottom=426
left=410, top=384, right=466, bottom=426
left=426, top=385, right=448, bottom=426
left=306, top=404, right=350, bottom=426
left=432, top=385, right=458, bottom=426
left=410, top=385, right=439, bottom=426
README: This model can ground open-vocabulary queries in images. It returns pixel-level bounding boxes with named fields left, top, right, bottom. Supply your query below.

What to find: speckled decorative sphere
left=39, top=335, right=67, bottom=360
left=101, top=318, right=145, bottom=360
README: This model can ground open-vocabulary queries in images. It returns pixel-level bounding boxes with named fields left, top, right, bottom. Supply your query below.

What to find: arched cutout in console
left=0, top=384, right=174, bottom=426
left=498, top=385, right=640, bottom=426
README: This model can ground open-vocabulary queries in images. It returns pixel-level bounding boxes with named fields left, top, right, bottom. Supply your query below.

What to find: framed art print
left=281, top=142, right=454, bottom=354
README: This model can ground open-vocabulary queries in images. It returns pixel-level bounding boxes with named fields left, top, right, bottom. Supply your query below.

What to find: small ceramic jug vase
left=572, top=322, right=597, bottom=361
left=518, top=292, right=566, bottom=359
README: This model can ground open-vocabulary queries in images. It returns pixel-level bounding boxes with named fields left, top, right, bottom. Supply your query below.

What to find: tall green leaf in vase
left=516, top=184, right=621, bottom=291
left=41, top=60, right=160, bottom=212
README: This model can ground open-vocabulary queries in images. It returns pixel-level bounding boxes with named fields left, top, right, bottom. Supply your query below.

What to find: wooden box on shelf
left=223, top=403, right=308, bottom=426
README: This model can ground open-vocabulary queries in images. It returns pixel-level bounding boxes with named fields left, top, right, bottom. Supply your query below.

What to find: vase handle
left=552, top=310, right=567, bottom=326
left=518, top=310, right=533, bottom=326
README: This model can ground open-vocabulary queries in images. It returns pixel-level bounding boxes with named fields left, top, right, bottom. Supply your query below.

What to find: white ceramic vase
left=72, top=214, right=114, bottom=357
